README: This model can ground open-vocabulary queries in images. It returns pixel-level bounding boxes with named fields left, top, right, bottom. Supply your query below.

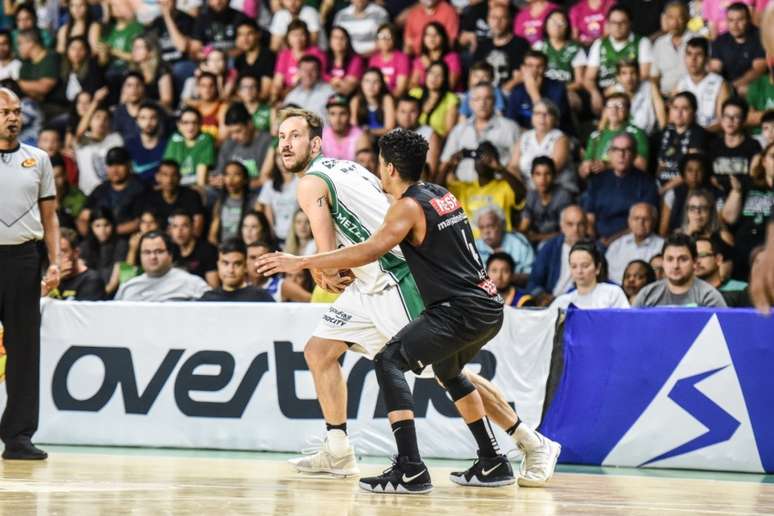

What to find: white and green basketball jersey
left=306, top=156, right=416, bottom=298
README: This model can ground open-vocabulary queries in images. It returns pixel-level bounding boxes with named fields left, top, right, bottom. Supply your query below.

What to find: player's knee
left=304, top=338, right=345, bottom=370
left=442, top=373, right=475, bottom=402
left=373, top=340, right=411, bottom=375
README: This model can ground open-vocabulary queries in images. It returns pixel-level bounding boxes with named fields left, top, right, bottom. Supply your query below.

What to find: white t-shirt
left=75, top=133, right=125, bottom=195
left=551, top=282, right=631, bottom=310
left=270, top=7, right=321, bottom=38
left=0, top=59, right=21, bottom=81
left=257, top=175, right=299, bottom=240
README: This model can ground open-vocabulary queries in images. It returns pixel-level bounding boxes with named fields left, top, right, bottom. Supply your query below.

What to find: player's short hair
left=686, top=36, right=709, bottom=55
left=158, top=159, right=181, bottom=175
left=486, top=251, right=514, bottom=272
left=278, top=107, right=323, bottom=141
left=168, top=208, right=193, bottom=223
left=692, top=235, right=719, bottom=256
left=663, top=233, right=697, bottom=260
left=396, top=94, right=420, bottom=110
left=672, top=91, right=698, bottom=112
left=219, top=238, right=247, bottom=257
left=378, top=128, right=428, bottom=182
left=139, top=230, right=175, bottom=255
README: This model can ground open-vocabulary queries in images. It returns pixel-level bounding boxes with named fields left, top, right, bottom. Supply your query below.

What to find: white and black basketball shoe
left=359, top=456, right=433, bottom=494
left=449, top=453, right=515, bottom=487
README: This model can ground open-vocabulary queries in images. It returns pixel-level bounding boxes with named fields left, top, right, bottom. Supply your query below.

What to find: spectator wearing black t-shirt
left=472, top=3, right=529, bottom=93
left=146, top=0, right=196, bottom=93
left=722, top=141, right=774, bottom=280
left=233, top=20, right=275, bottom=102
left=125, top=102, right=169, bottom=186
left=656, top=91, right=708, bottom=188
left=78, top=208, right=129, bottom=290
left=189, top=0, right=249, bottom=59
left=48, top=228, right=106, bottom=300
left=709, top=2, right=766, bottom=96
left=142, top=160, right=205, bottom=235
left=168, top=209, right=218, bottom=286
left=709, top=98, right=762, bottom=179
left=459, top=0, right=491, bottom=52
left=199, top=239, right=274, bottom=301
left=82, top=147, right=146, bottom=238
left=615, top=0, right=671, bottom=38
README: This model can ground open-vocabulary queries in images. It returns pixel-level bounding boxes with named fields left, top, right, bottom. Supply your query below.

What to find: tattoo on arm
left=316, top=195, right=326, bottom=207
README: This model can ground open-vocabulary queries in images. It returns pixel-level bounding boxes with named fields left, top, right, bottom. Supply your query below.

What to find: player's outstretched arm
left=258, top=198, right=421, bottom=274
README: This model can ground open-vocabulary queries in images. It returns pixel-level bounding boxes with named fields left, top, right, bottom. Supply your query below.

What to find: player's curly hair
left=378, top=128, right=428, bottom=182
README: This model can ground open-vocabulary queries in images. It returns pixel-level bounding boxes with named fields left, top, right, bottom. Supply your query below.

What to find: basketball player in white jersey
left=675, top=37, right=730, bottom=132
left=276, top=108, right=559, bottom=487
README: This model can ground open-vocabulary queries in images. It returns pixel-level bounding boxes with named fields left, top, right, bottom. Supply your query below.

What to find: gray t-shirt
left=215, top=132, right=273, bottom=179
left=633, top=278, right=727, bottom=308
left=523, top=186, right=573, bottom=235
left=115, top=267, right=210, bottom=301
left=220, top=196, right=244, bottom=241
left=0, top=143, right=55, bottom=244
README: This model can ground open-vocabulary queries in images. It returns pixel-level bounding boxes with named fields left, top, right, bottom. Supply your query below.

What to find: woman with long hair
left=551, top=240, right=630, bottom=309
left=56, top=0, right=101, bottom=54
left=350, top=67, right=395, bottom=138
left=679, top=188, right=735, bottom=278
left=78, top=207, right=128, bottom=296
left=325, top=26, right=363, bottom=97
left=256, top=150, right=298, bottom=243
left=408, top=60, right=458, bottom=138
left=60, top=36, right=105, bottom=102
left=659, top=153, right=718, bottom=236
left=241, top=210, right=279, bottom=249
left=409, top=22, right=461, bottom=90
left=271, top=20, right=327, bottom=102
left=368, top=23, right=409, bottom=97
left=534, top=9, right=586, bottom=112
left=283, top=209, right=316, bottom=256
left=129, top=36, right=174, bottom=110
left=209, top=161, right=253, bottom=245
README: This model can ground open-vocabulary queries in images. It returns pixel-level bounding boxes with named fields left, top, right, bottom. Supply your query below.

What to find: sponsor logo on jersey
left=21, top=158, right=37, bottom=168
left=430, top=192, right=461, bottom=216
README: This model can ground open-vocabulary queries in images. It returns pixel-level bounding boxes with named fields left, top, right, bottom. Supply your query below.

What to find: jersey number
left=462, top=230, right=481, bottom=266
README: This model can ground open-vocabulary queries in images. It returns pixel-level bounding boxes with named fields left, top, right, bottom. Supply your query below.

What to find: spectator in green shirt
left=97, top=0, right=144, bottom=97
left=163, top=106, right=215, bottom=189
left=17, top=28, right=64, bottom=119
left=747, top=69, right=774, bottom=127
left=580, top=92, right=649, bottom=179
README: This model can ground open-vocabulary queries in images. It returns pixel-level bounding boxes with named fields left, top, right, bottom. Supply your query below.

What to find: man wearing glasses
left=115, top=231, right=209, bottom=301
left=582, top=133, right=659, bottom=246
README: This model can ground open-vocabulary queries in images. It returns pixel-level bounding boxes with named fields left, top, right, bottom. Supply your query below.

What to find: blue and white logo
left=603, top=315, right=763, bottom=472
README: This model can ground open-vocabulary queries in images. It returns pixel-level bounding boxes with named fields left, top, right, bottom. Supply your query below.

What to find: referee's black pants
left=0, top=241, right=41, bottom=445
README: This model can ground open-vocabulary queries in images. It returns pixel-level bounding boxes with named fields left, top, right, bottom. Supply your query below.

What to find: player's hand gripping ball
left=312, top=268, right=355, bottom=293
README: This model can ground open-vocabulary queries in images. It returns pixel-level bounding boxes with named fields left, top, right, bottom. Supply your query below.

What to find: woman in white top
left=551, top=240, right=631, bottom=310
left=508, top=98, right=577, bottom=193
left=606, top=60, right=666, bottom=135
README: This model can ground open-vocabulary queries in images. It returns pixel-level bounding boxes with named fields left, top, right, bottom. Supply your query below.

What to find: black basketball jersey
left=400, top=182, right=502, bottom=307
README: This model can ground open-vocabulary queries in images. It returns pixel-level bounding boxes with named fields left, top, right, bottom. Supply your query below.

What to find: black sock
left=326, top=422, right=347, bottom=434
left=468, top=417, right=500, bottom=458
left=391, top=420, right=420, bottom=462
left=506, top=420, right=521, bottom=436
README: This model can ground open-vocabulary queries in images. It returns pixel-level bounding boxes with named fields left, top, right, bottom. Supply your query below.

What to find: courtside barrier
left=540, top=308, right=774, bottom=473
left=0, top=301, right=556, bottom=459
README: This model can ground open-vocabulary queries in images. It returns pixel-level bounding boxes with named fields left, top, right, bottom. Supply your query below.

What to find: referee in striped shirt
left=0, top=88, right=60, bottom=460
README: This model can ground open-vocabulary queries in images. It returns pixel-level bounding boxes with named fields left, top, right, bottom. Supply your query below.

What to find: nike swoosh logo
left=481, top=464, right=501, bottom=476
left=402, top=470, right=426, bottom=483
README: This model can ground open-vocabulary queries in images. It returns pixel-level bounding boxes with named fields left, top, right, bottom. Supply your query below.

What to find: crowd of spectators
left=17, top=0, right=770, bottom=308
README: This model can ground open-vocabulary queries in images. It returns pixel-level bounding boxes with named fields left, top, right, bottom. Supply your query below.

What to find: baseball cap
left=326, top=94, right=349, bottom=109
left=105, top=147, right=131, bottom=166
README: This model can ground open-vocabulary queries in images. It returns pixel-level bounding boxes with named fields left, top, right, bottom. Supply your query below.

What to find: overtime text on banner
left=540, top=308, right=774, bottom=473
left=4, top=301, right=557, bottom=459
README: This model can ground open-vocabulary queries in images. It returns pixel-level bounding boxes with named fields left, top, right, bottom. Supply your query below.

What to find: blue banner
left=539, top=308, right=774, bottom=473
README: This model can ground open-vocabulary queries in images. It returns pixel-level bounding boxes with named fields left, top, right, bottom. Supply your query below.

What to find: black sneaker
left=359, top=456, right=432, bottom=494
left=2, top=441, right=47, bottom=461
left=449, top=453, right=514, bottom=487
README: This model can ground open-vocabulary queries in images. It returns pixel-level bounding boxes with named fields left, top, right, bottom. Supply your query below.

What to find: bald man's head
left=0, top=89, right=22, bottom=143
left=628, top=202, right=656, bottom=240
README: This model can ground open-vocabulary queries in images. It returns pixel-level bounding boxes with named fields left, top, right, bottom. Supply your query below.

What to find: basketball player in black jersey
left=258, top=128, right=560, bottom=494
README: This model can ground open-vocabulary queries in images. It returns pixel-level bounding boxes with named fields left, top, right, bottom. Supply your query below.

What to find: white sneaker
left=516, top=434, right=561, bottom=488
left=288, top=437, right=360, bottom=477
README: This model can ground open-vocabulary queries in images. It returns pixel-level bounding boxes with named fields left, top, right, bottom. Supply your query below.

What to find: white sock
left=513, top=424, right=542, bottom=451
left=327, top=429, right=350, bottom=456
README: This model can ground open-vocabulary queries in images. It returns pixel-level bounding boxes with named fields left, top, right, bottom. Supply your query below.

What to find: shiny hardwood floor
left=1, top=449, right=772, bottom=515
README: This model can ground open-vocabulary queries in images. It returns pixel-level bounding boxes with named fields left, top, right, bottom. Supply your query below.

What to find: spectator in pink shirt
left=325, top=26, right=365, bottom=97
left=514, top=0, right=559, bottom=45
left=403, top=0, right=459, bottom=56
left=570, top=0, right=615, bottom=46
left=409, top=22, right=462, bottom=90
left=271, top=20, right=327, bottom=102
left=368, top=23, right=410, bottom=97
left=703, top=0, right=757, bottom=38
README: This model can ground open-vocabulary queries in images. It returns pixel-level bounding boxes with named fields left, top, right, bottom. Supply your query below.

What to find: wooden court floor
left=1, top=448, right=773, bottom=515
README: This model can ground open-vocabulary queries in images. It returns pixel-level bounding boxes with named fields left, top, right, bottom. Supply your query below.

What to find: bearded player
left=275, top=108, right=559, bottom=488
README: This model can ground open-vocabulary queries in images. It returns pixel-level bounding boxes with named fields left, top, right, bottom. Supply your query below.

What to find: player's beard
left=282, top=143, right=313, bottom=174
